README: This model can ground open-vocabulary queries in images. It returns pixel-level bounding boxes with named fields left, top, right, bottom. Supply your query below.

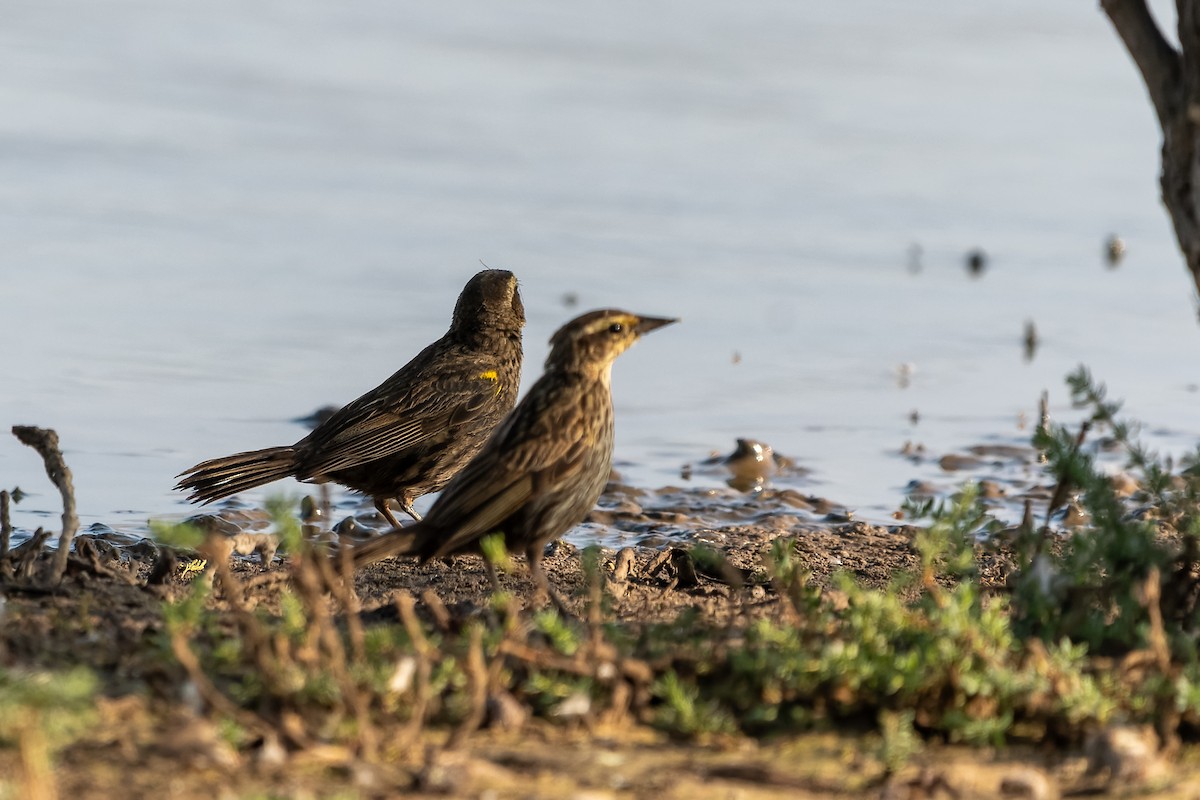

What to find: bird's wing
left=424, top=377, right=592, bottom=556
left=299, top=355, right=504, bottom=476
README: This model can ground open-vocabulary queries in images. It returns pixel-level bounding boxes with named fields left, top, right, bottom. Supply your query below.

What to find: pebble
left=966, top=248, right=987, bottom=276
left=939, top=453, right=984, bottom=472
left=724, top=438, right=778, bottom=482
left=1085, top=724, right=1165, bottom=784
left=1105, top=234, right=1126, bottom=267
left=998, top=767, right=1057, bottom=799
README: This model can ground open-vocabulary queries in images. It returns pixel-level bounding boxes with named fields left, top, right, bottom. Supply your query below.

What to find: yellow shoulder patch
left=477, top=369, right=502, bottom=396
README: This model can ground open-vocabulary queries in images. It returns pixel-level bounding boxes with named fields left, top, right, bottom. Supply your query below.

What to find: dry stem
left=11, top=426, right=78, bottom=584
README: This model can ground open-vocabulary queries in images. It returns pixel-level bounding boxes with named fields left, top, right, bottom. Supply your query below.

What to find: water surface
left=3, top=1, right=1196, bottom=538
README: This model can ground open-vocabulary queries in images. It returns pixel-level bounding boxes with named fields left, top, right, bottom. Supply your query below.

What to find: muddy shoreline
left=1, top=491, right=1193, bottom=799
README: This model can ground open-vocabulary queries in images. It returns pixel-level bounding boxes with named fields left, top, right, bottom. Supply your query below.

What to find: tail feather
left=175, top=446, right=298, bottom=504
left=350, top=523, right=436, bottom=568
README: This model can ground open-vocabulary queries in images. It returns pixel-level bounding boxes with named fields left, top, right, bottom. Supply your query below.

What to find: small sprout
left=878, top=709, right=922, bottom=775
left=479, top=532, right=512, bottom=573
left=265, top=495, right=302, bottom=553
left=533, top=608, right=580, bottom=656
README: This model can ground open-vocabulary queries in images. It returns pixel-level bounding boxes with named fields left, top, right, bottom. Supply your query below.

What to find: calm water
left=3, top=1, right=1197, bottom=538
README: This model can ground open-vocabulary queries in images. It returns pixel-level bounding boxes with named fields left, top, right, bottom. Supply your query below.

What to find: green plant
left=0, top=666, right=98, bottom=798
left=1015, top=367, right=1199, bottom=655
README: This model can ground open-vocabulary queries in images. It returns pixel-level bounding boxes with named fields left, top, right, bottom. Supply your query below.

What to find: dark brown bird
left=349, top=308, right=677, bottom=603
left=175, top=269, right=525, bottom=527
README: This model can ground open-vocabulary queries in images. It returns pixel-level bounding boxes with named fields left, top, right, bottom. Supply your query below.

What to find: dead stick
left=1141, top=566, right=1171, bottom=673
left=447, top=624, right=487, bottom=749
left=18, top=713, right=56, bottom=800
left=168, top=627, right=279, bottom=742
left=395, top=591, right=434, bottom=747
left=1, top=489, right=11, bottom=561
left=11, top=427, right=77, bottom=583
left=302, top=547, right=377, bottom=759
left=14, top=529, right=52, bottom=581
left=336, top=546, right=366, bottom=663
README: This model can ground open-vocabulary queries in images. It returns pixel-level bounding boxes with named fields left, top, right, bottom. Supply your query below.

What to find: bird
left=175, top=269, right=525, bottom=528
left=349, top=308, right=677, bottom=607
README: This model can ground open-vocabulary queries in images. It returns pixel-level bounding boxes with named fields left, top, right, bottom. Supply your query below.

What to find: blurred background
left=2, top=0, right=1196, bottom=536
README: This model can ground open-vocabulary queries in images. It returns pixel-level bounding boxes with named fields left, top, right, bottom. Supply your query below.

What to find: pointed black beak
left=635, top=315, right=679, bottom=336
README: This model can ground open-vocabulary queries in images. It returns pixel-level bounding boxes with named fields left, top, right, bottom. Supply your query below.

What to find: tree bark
left=1102, top=0, right=1200, bottom=305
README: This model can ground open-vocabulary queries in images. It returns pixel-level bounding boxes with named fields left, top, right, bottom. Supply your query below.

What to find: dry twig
left=11, top=426, right=78, bottom=584
left=1, top=489, right=11, bottom=562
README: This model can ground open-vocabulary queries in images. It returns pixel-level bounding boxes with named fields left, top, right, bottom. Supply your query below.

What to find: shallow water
left=3, top=1, right=1197, bottom=540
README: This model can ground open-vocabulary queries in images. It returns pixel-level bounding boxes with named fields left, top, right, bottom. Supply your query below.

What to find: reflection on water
left=2, top=1, right=1197, bottom=539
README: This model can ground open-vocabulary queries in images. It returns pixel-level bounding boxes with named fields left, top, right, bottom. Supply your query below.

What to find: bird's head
left=545, top=309, right=677, bottom=377
left=452, top=269, right=525, bottom=337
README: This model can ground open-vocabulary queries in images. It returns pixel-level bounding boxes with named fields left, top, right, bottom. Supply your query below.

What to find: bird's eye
left=608, top=323, right=624, bottom=334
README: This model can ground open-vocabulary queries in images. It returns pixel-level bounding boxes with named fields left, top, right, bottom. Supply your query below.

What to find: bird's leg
left=527, top=545, right=572, bottom=617
left=399, top=498, right=423, bottom=523
left=374, top=498, right=403, bottom=530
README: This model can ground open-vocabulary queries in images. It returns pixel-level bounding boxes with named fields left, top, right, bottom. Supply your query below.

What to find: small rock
left=966, top=247, right=987, bottom=276
left=1062, top=501, right=1090, bottom=528
left=1109, top=472, right=1139, bottom=497
left=724, top=438, right=777, bottom=485
left=611, top=548, right=637, bottom=582
left=939, top=453, right=983, bottom=471
left=999, top=766, right=1058, bottom=799
left=905, top=480, right=940, bottom=499
left=774, top=489, right=813, bottom=510
left=551, top=691, right=592, bottom=720
left=1023, top=319, right=1038, bottom=362
left=333, top=516, right=366, bottom=538
left=1105, top=234, right=1126, bottom=267
left=1085, top=724, right=1166, bottom=784
left=293, top=405, right=340, bottom=429
left=978, top=480, right=1006, bottom=500
left=388, top=657, right=417, bottom=694
left=299, top=494, right=323, bottom=522
left=807, top=496, right=840, bottom=515
left=487, top=691, right=528, bottom=730
left=257, top=733, right=288, bottom=769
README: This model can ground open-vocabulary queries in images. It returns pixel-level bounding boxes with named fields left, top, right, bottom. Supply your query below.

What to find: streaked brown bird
left=175, top=269, right=525, bottom=527
left=350, top=308, right=677, bottom=603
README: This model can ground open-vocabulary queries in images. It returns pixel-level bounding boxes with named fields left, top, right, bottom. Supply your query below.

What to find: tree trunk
left=1102, top=0, right=1200, bottom=307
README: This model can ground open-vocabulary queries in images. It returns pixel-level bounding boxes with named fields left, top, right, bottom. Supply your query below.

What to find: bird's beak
left=635, top=315, right=679, bottom=336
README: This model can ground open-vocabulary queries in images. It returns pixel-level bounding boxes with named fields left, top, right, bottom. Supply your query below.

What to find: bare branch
left=11, top=426, right=78, bottom=584
left=1102, top=0, right=1183, bottom=127
left=0, top=490, right=10, bottom=562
